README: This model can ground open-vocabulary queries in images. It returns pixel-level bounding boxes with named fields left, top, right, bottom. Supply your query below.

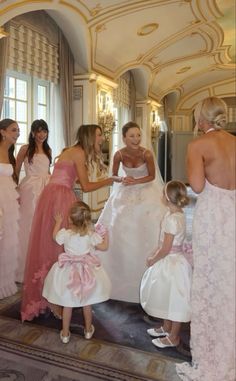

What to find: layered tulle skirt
left=0, top=177, right=19, bottom=298
left=21, top=182, right=77, bottom=321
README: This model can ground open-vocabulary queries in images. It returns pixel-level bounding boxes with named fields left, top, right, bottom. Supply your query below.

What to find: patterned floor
left=0, top=189, right=196, bottom=381
left=0, top=289, right=187, bottom=381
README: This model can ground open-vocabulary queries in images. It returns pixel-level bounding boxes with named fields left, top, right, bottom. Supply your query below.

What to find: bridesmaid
left=16, top=119, right=52, bottom=282
left=0, top=118, right=20, bottom=298
left=21, top=124, right=114, bottom=322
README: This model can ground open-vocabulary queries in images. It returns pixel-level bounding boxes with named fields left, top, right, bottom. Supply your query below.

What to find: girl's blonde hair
left=194, top=96, right=227, bottom=130
left=69, top=200, right=92, bottom=235
left=164, top=180, right=189, bottom=207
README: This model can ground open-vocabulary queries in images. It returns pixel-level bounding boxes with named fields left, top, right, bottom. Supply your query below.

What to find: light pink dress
left=21, top=161, right=78, bottom=321
left=17, top=154, right=50, bottom=282
left=176, top=180, right=236, bottom=381
left=0, top=163, right=19, bottom=298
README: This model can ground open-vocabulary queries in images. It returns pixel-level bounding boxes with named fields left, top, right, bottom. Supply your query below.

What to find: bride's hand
left=122, top=176, right=136, bottom=185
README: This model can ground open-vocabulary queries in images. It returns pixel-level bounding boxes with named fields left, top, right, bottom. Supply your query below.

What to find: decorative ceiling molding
left=137, top=23, right=158, bottom=36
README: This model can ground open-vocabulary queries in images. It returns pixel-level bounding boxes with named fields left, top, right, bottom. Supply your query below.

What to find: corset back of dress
left=49, top=161, right=77, bottom=188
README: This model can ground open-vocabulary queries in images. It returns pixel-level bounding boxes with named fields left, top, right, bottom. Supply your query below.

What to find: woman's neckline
left=122, top=162, right=146, bottom=169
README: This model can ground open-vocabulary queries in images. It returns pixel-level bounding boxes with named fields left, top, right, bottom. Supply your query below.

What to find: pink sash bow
left=58, top=252, right=101, bottom=300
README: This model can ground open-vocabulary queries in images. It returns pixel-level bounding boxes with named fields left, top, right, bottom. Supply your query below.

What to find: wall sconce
left=0, top=27, right=8, bottom=39
left=97, top=89, right=115, bottom=141
left=151, top=110, right=160, bottom=140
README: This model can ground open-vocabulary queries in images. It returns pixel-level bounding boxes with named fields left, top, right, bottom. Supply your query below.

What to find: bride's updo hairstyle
left=194, top=96, right=227, bottom=130
left=122, top=121, right=140, bottom=137
left=164, top=180, right=189, bottom=208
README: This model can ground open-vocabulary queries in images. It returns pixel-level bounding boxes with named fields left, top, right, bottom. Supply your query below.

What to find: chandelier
left=0, top=27, right=8, bottom=39
left=97, top=89, right=115, bottom=141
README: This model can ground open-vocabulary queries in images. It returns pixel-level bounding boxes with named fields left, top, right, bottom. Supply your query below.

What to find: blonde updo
left=69, top=200, right=92, bottom=235
left=164, top=180, right=189, bottom=208
left=194, top=96, right=227, bottom=130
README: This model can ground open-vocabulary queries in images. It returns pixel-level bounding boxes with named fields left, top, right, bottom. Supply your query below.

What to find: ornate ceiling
left=0, top=0, right=235, bottom=111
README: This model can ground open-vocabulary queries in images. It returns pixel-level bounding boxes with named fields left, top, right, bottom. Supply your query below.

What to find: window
left=2, top=70, right=50, bottom=155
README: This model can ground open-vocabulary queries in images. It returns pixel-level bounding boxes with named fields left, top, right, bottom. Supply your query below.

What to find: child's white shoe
left=147, top=326, right=169, bottom=338
left=84, top=324, right=95, bottom=340
left=60, top=330, right=71, bottom=344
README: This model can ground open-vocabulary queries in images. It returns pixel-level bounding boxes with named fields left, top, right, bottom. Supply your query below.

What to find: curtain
left=129, top=71, right=136, bottom=121
left=49, top=83, right=65, bottom=163
left=0, top=25, right=9, bottom=116
left=8, top=22, right=59, bottom=83
left=59, top=31, right=74, bottom=146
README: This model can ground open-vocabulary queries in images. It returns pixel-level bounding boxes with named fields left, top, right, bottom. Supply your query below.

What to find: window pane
left=38, top=85, right=46, bottom=104
left=16, top=79, right=27, bottom=101
left=37, top=105, right=47, bottom=120
left=15, top=144, right=22, bottom=156
left=16, top=101, right=27, bottom=122
left=4, top=76, right=15, bottom=98
left=17, top=123, right=28, bottom=144
left=3, top=99, right=16, bottom=119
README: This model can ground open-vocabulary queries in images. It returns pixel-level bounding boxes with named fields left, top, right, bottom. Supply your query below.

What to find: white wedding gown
left=96, top=162, right=166, bottom=303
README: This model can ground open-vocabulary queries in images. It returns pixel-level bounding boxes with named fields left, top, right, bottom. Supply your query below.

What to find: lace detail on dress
left=176, top=181, right=236, bottom=381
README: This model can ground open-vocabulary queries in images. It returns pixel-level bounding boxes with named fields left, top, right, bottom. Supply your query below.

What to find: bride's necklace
left=205, top=127, right=215, bottom=134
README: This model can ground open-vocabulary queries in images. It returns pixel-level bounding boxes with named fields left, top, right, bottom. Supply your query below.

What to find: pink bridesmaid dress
left=0, top=163, right=19, bottom=298
left=21, top=161, right=78, bottom=321
left=17, top=154, right=51, bottom=282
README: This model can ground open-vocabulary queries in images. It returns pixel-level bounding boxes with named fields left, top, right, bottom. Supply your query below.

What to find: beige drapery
left=0, top=24, right=9, bottom=116
left=59, top=31, right=74, bottom=146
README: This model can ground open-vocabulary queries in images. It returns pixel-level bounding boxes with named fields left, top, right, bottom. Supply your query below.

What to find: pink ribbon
left=58, top=252, right=101, bottom=299
left=158, top=242, right=193, bottom=267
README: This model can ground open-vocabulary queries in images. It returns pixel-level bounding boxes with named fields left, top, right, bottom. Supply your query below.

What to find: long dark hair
left=27, top=119, right=52, bottom=164
left=0, top=118, right=18, bottom=183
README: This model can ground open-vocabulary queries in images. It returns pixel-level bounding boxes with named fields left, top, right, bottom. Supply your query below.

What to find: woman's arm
left=53, top=212, right=63, bottom=241
left=187, top=140, right=205, bottom=193
left=15, top=145, right=28, bottom=182
left=74, top=148, right=113, bottom=192
left=147, top=233, right=174, bottom=266
left=112, top=151, right=121, bottom=176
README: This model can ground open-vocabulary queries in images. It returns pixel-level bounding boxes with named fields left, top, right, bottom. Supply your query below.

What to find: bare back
left=187, top=130, right=236, bottom=192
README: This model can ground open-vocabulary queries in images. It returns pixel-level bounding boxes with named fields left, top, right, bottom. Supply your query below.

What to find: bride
left=96, top=121, right=166, bottom=303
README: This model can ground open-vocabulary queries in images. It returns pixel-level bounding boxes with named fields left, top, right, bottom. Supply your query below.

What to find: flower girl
left=43, top=200, right=111, bottom=343
left=140, top=180, right=192, bottom=348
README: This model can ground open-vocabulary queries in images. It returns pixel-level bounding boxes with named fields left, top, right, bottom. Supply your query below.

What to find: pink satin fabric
left=58, top=252, right=101, bottom=299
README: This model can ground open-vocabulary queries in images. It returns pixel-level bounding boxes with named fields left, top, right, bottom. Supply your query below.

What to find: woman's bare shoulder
left=59, top=145, right=85, bottom=161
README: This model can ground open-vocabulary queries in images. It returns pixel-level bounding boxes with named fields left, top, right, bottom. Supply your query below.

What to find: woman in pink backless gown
left=176, top=97, right=236, bottom=381
left=0, top=119, right=20, bottom=299
left=16, top=119, right=52, bottom=282
left=21, top=124, right=114, bottom=322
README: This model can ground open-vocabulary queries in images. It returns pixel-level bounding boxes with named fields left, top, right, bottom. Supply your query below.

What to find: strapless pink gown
left=17, top=154, right=50, bottom=282
left=0, top=163, right=19, bottom=298
left=21, top=161, right=78, bottom=321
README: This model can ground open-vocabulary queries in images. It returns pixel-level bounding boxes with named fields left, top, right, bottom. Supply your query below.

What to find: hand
left=54, top=212, right=63, bottom=223
left=111, top=175, right=122, bottom=182
left=146, top=250, right=160, bottom=266
left=122, top=176, right=136, bottom=185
